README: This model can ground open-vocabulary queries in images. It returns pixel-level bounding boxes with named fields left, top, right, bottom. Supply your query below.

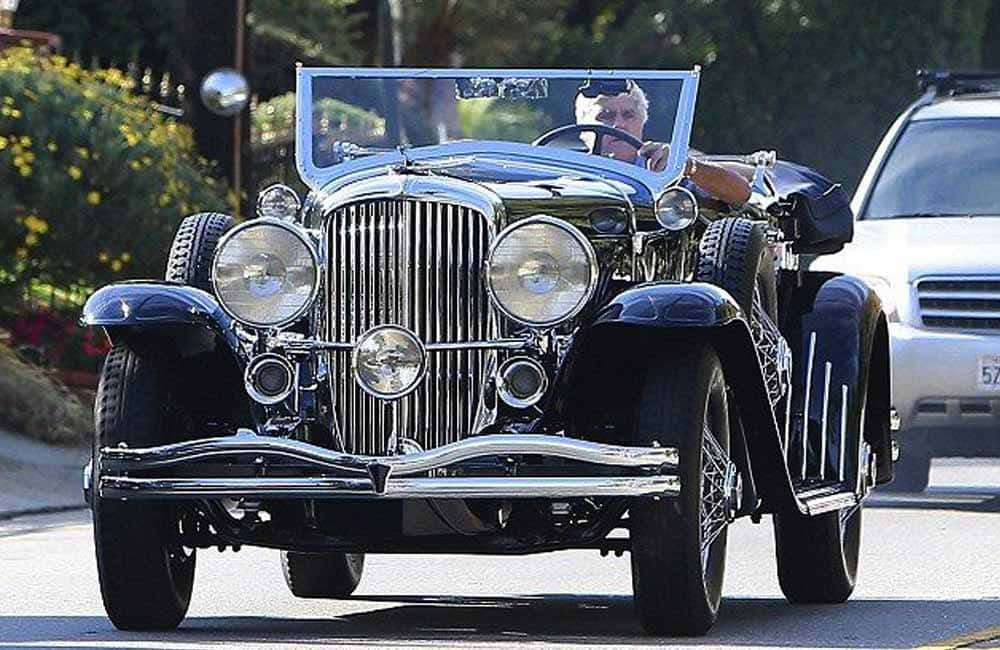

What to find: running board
left=795, top=483, right=859, bottom=516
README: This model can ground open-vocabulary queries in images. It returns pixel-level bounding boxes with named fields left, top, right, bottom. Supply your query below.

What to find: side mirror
left=200, top=68, right=250, bottom=117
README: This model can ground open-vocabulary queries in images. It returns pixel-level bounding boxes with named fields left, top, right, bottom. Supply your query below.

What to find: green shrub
left=0, top=343, right=92, bottom=445
left=0, top=47, right=229, bottom=300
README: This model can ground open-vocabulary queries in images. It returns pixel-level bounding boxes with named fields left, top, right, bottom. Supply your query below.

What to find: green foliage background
left=14, top=0, right=1000, bottom=191
left=0, top=48, right=228, bottom=300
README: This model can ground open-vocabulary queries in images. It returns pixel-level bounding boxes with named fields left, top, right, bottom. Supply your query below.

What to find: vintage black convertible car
left=82, top=68, right=893, bottom=635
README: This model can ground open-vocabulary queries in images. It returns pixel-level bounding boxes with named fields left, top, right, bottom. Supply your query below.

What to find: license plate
left=977, top=355, right=1000, bottom=391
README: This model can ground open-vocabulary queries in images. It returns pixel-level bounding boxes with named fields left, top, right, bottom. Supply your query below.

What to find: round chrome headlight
left=655, top=186, right=698, bottom=230
left=256, top=184, right=301, bottom=221
left=486, top=216, right=598, bottom=327
left=211, top=220, right=319, bottom=327
left=353, top=325, right=426, bottom=399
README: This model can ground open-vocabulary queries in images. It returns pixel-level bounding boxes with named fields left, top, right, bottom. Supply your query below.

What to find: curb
left=0, top=504, right=87, bottom=523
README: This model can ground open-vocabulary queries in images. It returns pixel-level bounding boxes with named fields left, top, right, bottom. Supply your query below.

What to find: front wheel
left=630, top=340, right=736, bottom=636
left=93, top=345, right=195, bottom=630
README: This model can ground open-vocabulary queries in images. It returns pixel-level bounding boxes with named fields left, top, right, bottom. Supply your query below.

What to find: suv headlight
left=212, top=220, right=319, bottom=327
left=486, top=216, right=598, bottom=327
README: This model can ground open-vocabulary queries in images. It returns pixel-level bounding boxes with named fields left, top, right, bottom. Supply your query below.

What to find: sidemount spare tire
left=165, top=212, right=235, bottom=292
left=695, top=217, right=777, bottom=322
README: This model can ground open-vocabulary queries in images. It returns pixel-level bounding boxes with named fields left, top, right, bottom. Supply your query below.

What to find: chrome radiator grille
left=325, top=199, right=495, bottom=455
left=917, top=277, right=1000, bottom=330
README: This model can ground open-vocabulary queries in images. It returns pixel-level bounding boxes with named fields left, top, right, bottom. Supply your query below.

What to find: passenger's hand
left=638, top=141, right=670, bottom=172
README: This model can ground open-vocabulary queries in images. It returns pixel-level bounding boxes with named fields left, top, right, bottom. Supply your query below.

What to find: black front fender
left=561, top=282, right=798, bottom=512
left=82, top=281, right=239, bottom=355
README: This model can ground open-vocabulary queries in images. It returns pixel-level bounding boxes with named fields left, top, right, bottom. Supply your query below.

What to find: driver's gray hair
left=574, top=83, right=650, bottom=125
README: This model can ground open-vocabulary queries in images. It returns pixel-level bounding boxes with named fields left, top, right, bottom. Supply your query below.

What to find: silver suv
left=816, top=70, right=1000, bottom=490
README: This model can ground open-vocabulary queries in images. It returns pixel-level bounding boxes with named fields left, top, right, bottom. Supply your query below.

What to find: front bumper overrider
left=88, top=430, right=680, bottom=501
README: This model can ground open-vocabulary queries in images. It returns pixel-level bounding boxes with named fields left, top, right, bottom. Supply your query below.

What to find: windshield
left=295, top=68, right=699, bottom=190
left=863, top=118, right=1000, bottom=219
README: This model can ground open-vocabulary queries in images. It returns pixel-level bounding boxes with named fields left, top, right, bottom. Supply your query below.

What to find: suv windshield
left=863, top=118, right=1000, bottom=219
left=295, top=68, right=698, bottom=190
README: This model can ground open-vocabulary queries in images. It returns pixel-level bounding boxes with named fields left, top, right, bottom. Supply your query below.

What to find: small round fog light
left=497, top=357, right=548, bottom=408
left=353, top=325, right=426, bottom=399
left=244, top=353, right=295, bottom=405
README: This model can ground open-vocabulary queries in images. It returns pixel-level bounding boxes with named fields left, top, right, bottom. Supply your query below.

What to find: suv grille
left=325, top=199, right=496, bottom=455
left=917, top=278, right=1000, bottom=330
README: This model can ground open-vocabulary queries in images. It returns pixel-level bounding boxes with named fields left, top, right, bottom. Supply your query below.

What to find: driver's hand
left=638, top=141, right=670, bottom=172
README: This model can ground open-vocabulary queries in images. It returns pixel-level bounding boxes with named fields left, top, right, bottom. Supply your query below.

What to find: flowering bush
left=5, top=306, right=110, bottom=373
left=0, top=46, right=230, bottom=298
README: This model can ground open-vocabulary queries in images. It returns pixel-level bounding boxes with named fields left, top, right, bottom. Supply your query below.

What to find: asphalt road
left=2, top=458, right=999, bottom=649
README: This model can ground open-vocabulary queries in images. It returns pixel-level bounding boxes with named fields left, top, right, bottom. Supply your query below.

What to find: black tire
left=630, top=340, right=732, bottom=636
left=92, top=345, right=195, bottom=630
left=888, top=433, right=931, bottom=492
left=696, top=217, right=777, bottom=321
left=281, top=551, right=365, bottom=598
left=773, top=506, right=862, bottom=603
left=165, top=212, right=234, bottom=291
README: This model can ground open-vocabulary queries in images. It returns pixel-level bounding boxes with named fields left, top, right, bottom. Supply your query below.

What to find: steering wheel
left=532, top=124, right=645, bottom=157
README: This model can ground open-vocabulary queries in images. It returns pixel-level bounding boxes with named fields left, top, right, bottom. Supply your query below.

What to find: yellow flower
left=22, top=151, right=34, bottom=163
left=75, top=146, right=90, bottom=159
left=46, top=141, right=57, bottom=152
left=129, top=159, right=142, bottom=171
left=158, top=193, right=172, bottom=207
left=98, top=251, right=110, bottom=263
left=140, top=156, right=152, bottom=166
left=0, top=139, right=6, bottom=150
left=10, top=109, right=21, bottom=119
left=14, top=247, right=27, bottom=260
left=110, top=260, right=123, bottom=272
left=86, top=190, right=102, bottom=205
left=23, top=215, right=49, bottom=234
left=24, top=232, right=38, bottom=246
left=18, top=165, right=31, bottom=177
left=67, top=166, right=82, bottom=180
left=80, top=109, right=93, bottom=121
left=19, top=136, right=30, bottom=147
left=120, top=252, right=132, bottom=263
left=2, top=96, right=13, bottom=106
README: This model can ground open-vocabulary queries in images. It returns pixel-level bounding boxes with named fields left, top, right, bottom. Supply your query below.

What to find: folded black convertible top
left=769, top=160, right=854, bottom=255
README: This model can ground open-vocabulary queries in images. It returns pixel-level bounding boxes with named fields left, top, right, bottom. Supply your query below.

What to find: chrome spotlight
left=244, top=353, right=295, bottom=405
left=496, top=357, right=548, bottom=408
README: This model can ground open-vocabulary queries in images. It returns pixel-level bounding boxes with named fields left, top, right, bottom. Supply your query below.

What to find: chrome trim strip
left=839, top=384, right=848, bottom=482
left=801, top=331, right=817, bottom=479
left=100, top=431, right=679, bottom=475
left=280, top=337, right=531, bottom=353
left=100, top=475, right=681, bottom=500
left=820, top=361, right=832, bottom=479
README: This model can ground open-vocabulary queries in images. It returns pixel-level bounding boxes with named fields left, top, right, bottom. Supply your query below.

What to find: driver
left=575, top=79, right=751, bottom=206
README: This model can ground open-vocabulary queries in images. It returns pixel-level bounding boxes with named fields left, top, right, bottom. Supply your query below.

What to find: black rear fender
left=781, top=271, right=892, bottom=486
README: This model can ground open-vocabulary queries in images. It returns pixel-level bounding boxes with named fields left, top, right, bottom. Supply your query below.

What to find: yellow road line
left=919, top=624, right=1000, bottom=649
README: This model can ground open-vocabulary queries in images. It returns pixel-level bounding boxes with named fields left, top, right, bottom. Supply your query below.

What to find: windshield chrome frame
left=295, top=67, right=700, bottom=197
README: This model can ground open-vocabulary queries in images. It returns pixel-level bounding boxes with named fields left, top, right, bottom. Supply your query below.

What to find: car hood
left=813, top=217, right=1000, bottom=281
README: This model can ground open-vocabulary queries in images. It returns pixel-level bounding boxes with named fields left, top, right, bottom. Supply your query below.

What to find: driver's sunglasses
left=577, top=78, right=636, bottom=98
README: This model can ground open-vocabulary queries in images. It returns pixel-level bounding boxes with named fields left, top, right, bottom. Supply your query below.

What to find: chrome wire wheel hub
left=700, top=423, right=738, bottom=572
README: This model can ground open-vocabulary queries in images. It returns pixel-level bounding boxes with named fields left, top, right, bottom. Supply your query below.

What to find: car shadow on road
left=4, top=597, right=1000, bottom=648
left=868, top=486, right=1000, bottom=513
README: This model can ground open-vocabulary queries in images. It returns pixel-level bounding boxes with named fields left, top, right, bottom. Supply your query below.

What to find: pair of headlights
left=211, top=215, right=600, bottom=329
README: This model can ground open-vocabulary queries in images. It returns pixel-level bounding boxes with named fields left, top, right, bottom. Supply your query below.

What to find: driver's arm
left=684, top=158, right=751, bottom=206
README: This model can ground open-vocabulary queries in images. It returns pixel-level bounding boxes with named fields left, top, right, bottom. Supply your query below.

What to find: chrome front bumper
left=90, top=429, right=680, bottom=501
